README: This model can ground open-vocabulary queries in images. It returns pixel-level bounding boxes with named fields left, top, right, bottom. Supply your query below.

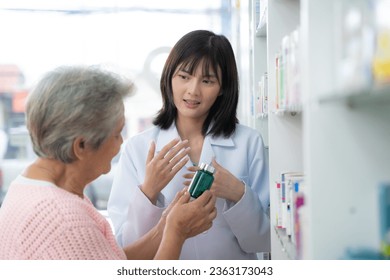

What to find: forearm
left=153, top=228, right=186, bottom=260
left=224, top=185, right=270, bottom=252
left=122, top=221, right=164, bottom=260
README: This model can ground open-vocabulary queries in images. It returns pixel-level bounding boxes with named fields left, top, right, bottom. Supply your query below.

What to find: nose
left=187, top=78, right=200, bottom=96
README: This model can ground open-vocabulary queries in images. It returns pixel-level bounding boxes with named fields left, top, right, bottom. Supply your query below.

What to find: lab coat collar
left=155, top=124, right=234, bottom=165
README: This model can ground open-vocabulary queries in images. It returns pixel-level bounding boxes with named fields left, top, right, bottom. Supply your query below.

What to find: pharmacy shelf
left=255, top=0, right=267, bottom=37
left=273, top=227, right=296, bottom=260
left=256, top=22, right=267, bottom=37
left=248, top=0, right=390, bottom=259
left=318, top=85, right=390, bottom=108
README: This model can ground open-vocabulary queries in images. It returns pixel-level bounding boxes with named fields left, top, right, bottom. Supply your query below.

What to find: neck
left=175, top=116, right=205, bottom=166
left=175, top=116, right=204, bottom=140
left=23, top=158, right=86, bottom=198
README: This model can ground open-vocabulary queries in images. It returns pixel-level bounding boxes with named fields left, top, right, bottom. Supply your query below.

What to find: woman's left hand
left=183, top=158, right=245, bottom=203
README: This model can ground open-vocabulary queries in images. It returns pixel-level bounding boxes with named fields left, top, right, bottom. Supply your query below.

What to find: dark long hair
left=153, top=30, right=239, bottom=137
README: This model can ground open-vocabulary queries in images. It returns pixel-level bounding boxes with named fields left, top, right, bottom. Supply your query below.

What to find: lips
left=184, top=99, right=200, bottom=106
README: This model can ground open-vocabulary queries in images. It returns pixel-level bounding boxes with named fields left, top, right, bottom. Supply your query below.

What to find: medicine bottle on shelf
left=188, top=163, right=215, bottom=199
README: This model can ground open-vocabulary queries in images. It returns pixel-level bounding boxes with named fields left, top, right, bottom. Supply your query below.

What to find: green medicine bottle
left=188, top=163, right=215, bottom=199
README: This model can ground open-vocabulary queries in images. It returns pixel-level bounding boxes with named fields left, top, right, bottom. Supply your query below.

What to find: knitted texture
left=0, top=177, right=126, bottom=260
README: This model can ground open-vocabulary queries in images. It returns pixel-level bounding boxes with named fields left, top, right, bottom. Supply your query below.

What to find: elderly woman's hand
left=141, top=138, right=190, bottom=204
left=164, top=190, right=217, bottom=242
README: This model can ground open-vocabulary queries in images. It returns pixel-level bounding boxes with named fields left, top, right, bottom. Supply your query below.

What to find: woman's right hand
left=165, top=190, right=217, bottom=241
left=141, top=138, right=190, bottom=204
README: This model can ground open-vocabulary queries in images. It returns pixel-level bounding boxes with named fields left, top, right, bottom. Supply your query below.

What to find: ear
left=218, top=91, right=223, bottom=96
left=73, top=137, right=87, bottom=160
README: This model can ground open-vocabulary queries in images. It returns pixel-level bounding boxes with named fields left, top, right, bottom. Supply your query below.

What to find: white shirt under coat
left=108, top=123, right=270, bottom=259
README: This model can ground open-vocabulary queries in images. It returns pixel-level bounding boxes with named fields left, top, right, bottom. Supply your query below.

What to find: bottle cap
left=203, top=163, right=215, bottom=174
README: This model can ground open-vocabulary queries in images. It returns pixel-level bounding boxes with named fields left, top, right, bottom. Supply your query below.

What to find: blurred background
left=0, top=0, right=249, bottom=209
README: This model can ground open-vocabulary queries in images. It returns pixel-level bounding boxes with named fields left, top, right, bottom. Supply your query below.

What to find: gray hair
left=26, top=65, right=134, bottom=163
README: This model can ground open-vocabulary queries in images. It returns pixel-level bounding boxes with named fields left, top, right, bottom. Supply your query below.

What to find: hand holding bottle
left=165, top=189, right=217, bottom=241
left=184, top=158, right=245, bottom=203
left=209, top=158, right=245, bottom=203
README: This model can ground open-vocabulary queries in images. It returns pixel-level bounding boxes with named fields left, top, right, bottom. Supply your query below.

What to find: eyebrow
left=178, top=69, right=218, bottom=78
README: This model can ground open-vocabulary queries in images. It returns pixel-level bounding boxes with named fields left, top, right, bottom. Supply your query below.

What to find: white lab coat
left=108, top=123, right=270, bottom=259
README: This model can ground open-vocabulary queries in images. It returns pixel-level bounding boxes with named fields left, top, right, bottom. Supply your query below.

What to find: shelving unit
left=318, top=85, right=390, bottom=108
left=301, top=0, right=390, bottom=259
left=249, top=0, right=269, bottom=147
left=247, top=0, right=390, bottom=259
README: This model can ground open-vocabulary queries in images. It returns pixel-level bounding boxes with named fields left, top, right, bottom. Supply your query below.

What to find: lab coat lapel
left=155, top=124, right=235, bottom=167
left=198, top=136, right=214, bottom=165
left=199, top=134, right=235, bottom=165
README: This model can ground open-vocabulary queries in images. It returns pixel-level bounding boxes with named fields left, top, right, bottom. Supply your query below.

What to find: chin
left=102, top=166, right=111, bottom=175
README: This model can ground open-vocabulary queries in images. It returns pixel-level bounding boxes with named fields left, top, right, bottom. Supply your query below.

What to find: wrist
left=231, top=180, right=245, bottom=203
left=140, top=184, right=158, bottom=204
left=154, top=223, right=185, bottom=260
left=163, top=225, right=186, bottom=247
left=164, top=217, right=187, bottom=245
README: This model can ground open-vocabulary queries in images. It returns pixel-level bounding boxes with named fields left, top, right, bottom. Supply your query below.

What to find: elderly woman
left=0, top=65, right=216, bottom=260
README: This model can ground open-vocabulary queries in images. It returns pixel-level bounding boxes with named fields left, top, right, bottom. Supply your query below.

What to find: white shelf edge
left=273, top=226, right=296, bottom=260
left=318, top=84, right=390, bottom=108
left=271, top=108, right=302, bottom=116
left=256, top=3, right=267, bottom=37
left=256, top=22, right=267, bottom=37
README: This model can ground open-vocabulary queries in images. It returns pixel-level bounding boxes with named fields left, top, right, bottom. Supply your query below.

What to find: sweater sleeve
left=39, top=226, right=125, bottom=260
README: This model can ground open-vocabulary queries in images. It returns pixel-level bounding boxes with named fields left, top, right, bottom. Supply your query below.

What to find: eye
left=114, top=129, right=125, bottom=140
left=203, top=77, right=217, bottom=85
left=176, top=70, right=192, bottom=80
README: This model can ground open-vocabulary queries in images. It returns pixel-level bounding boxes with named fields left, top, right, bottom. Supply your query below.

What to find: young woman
left=108, top=30, right=270, bottom=259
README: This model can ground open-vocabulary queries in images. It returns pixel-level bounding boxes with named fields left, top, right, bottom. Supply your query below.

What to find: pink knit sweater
left=0, top=176, right=126, bottom=260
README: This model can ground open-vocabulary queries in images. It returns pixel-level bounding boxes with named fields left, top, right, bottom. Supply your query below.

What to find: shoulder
left=234, top=124, right=263, bottom=141
left=40, top=187, right=99, bottom=223
left=1, top=182, right=109, bottom=258
left=120, top=126, right=162, bottom=162
left=126, top=126, right=160, bottom=146
left=6, top=182, right=100, bottom=233
left=14, top=182, right=100, bottom=226
left=235, top=124, right=259, bottom=135
left=229, top=124, right=265, bottom=153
